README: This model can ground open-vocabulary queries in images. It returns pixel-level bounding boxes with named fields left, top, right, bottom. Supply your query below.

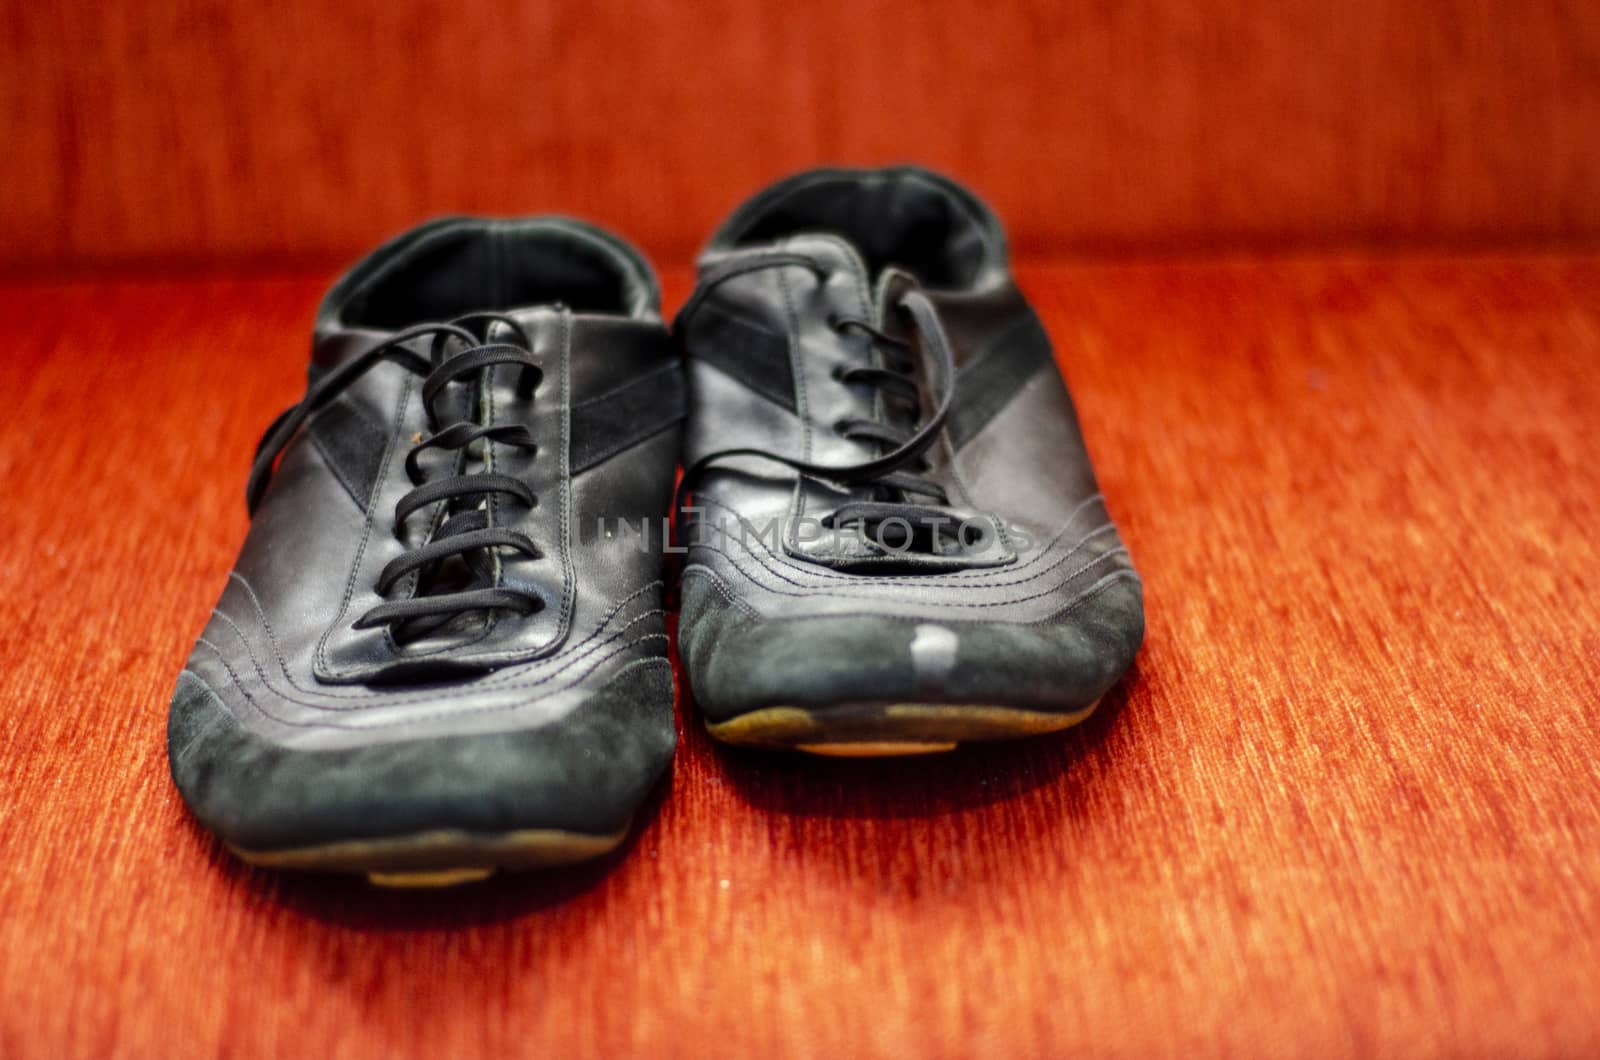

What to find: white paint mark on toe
left=910, top=624, right=959, bottom=691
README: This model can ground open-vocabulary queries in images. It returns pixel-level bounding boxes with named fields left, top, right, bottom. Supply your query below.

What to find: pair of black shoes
left=168, top=167, right=1144, bottom=886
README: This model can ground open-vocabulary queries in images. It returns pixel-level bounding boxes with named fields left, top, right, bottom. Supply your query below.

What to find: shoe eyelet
left=829, top=364, right=849, bottom=382
left=825, top=312, right=844, bottom=332
left=832, top=419, right=852, bottom=437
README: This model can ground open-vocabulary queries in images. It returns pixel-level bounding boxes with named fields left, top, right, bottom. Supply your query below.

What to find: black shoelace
left=676, top=254, right=961, bottom=551
left=247, top=314, right=545, bottom=636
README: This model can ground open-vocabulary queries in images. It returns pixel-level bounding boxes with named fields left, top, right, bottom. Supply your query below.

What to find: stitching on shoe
left=315, top=370, right=417, bottom=676
left=700, top=513, right=1117, bottom=601
left=312, top=312, right=582, bottom=675
left=315, top=311, right=581, bottom=677
left=685, top=537, right=1129, bottom=610
left=551, top=305, right=578, bottom=655
left=780, top=236, right=876, bottom=531
left=211, top=588, right=662, bottom=708
left=190, top=641, right=671, bottom=735
left=193, top=629, right=668, bottom=728
left=171, top=670, right=234, bottom=761
left=206, top=604, right=667, bottom=716
left=231, top=573, right=658, bottom=693
left=679, top=564, right=1139, bottom=627
left=1041, top=569, right=1144, bottom=623
left=690, top=491, right=1110, bottom=585
left=680, top=566, right=761, bottom=619
left=777, top=255, right=813, bottom=529
left=304, top=395, right=388, bottom=510
left=689, top=492, right=1119, bottom=593
left=215, top=574, right=663, bottom=702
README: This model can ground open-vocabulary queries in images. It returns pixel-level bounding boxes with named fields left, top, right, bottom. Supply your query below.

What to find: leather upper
left=676, top=167, right=1143, bottom=718
left=173, top=217, right=682, bottom=756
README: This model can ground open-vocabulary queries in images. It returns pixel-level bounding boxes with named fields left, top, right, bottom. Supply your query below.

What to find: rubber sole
left=228, top=821, right=631, bottom=888
left=704, top=698, right=1101, bottom=756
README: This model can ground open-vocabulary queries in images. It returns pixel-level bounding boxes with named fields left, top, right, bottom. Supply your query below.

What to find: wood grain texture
left=5, top=0, right=1600, bottom=269
left=1, top=256, right=1598, bottom=1057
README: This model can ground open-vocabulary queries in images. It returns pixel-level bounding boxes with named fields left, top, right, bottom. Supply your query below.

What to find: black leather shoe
left=168, top=218, right=682, bottom=885
left=675, top=167, right=1143, bottom=756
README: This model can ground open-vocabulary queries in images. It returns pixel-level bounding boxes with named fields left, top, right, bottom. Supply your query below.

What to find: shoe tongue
left=863, top=265, right=929, bottom=447
left=767, top=233, right=938, bottom=344
left=776, top=232, right=875, bottom=293
left=873, top=265, right=922, bottom=327
left=769, top=234, right=929, bottom=330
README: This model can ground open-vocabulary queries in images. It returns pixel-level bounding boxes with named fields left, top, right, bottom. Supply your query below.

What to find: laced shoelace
left=676, top=254, right=962, bottom=552
left=247, top=314, right=546, bottom=636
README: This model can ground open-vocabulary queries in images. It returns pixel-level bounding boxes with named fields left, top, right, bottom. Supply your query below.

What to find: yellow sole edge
left=797, top=741, right=959, bottom=757
left=228, top=821, right=632, bottom=887
left=706, top=698, right=1101, bottom=756
left=366, top=867, right=497, bottom=889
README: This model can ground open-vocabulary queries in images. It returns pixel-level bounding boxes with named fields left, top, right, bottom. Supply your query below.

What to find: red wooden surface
left=2, top=259, right=1598, bottom=1058
left=5, top=0, right=1600, bottom=269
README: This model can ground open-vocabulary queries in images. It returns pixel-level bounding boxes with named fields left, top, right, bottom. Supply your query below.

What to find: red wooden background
left=4, top=0, right=1600, bottom=269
